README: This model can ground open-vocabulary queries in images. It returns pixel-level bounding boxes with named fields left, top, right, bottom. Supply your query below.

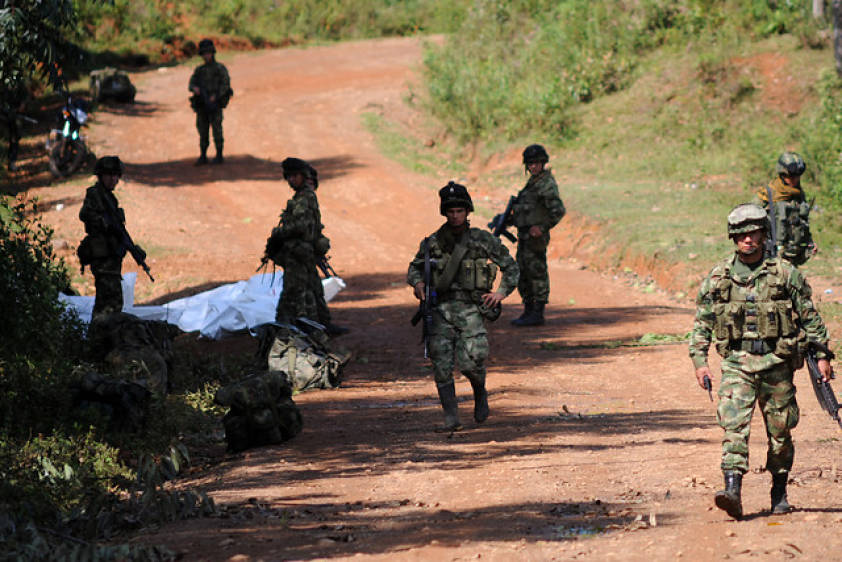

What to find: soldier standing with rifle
left=262, top=157, right=347, bottom=336
left=78, top=156, right=152, bottom=318
left=689, top=203, right=833, bottom=520
left=506, top=144, right=565, bottom=327
left=189, top=39, right=231, bottom=165
left=408, top=182, right=518, bottom=432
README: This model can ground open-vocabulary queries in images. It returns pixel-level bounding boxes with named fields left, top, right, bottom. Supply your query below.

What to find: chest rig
left=428, top=231, right=498, bottom=300
left=710, top=258, right=799, bottom=358
left=512, top=175, right=551, bottom=230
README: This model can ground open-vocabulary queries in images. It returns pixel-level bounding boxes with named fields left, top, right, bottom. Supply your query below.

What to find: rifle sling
left=766, top=185, right=777, bottom=254
left=435, top=231, right=469, bottom=293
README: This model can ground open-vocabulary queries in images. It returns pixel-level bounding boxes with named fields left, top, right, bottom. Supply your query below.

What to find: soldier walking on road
left=508, top=144, right=565, bottom=327
left=689, top=203, right=833, bottom=520
left=407, top=182, right=519, bottom=431
left=752, top=151, right=816, bottom=266
left=189, top=39, right=231, bottom=165
left=78, top=156, right=145, bottom=318
left=263, top=157, right=347, bottom=336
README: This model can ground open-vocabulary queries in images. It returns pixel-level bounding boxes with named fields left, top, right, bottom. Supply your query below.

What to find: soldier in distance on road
left=263, top=157, right=348, bottom=336
left=407, top=182, right=519, bottom=431
left=507, top=144, right=566, bottom=327
left=751, top=151, right=816, bottom=266
left=689, top=203, right=833, bottom=520
left=189, top=38, right=232, bottom=165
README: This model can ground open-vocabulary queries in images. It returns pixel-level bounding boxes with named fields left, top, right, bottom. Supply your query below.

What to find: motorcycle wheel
left=48, top=138, right=87, bottom=178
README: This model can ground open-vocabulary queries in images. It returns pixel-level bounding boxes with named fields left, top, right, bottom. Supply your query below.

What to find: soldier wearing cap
left=79, top=156, right=145, bottom=317
left=508, top=144, right=566, bottom=327
left=263, top=157, right=347, bottom=336
left=752, top=151, right=816, bottom=265
left=189, top=38, right=231, bottom=165
left=689, top=203, right=833, bottom=520
left=407, top=182, right=519, bottom=431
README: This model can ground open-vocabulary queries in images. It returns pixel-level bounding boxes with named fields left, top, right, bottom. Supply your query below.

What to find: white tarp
left=60, top=272, right=346, bottom=340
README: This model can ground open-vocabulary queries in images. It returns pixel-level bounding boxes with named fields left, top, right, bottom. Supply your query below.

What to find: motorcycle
left=46, top=96, right=89, bottom=178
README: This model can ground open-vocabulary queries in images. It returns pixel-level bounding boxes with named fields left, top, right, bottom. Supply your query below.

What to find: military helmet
left=94, top=155, right=123, bottom=177
left=522, top=144, right=549, bottom=164
left=306, top=164, right=319, bottom=190
left=198, top=38, right=216, bottom=54
left=727, top=203, right=769, bottom=237
left=776, top=151, right=806, bottom=177
left=439, top=181, right=473, bottom=215
left=281, top=157, right=309, bottom=178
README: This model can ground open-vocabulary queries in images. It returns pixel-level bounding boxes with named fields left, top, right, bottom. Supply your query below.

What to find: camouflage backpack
left=255, top=322, right=351, bottom=392
left=214, top=370, right=303, bottom=452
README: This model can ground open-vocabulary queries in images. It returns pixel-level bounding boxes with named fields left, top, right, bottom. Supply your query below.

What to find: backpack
left=214, top=370, right=303, bottom=452
left=255, top=322, right=351, bottom=392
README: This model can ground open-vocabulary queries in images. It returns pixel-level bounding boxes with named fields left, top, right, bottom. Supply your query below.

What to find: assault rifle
left=317, top=255, right=338, bottom=278
left=765, top=185, right=778, bottom=258
left=488, top=195, right=517, bottom=243
left=410, top=238, right=436, bottom=358
left=102, top=196, right=154, bottom=282
left=805, top=341, right=842, bottom=429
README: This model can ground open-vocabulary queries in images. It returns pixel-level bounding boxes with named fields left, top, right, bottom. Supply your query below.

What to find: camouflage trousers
left=516, top=232, right=550, bottom=304
left=275, top=258, right=326, bottom=324
left=196, top=109, right=223, bottom=153
left=90, top=256, right=123, bottom=318
left=716, top=361, right=799, bottom=475
left=429, top=299, right=488, bottom=386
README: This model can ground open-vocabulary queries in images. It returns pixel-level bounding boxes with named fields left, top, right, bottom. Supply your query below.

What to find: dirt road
left=31, top=37, right=842, bottom=560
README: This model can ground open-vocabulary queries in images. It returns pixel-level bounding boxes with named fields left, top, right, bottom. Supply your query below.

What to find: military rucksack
left=255, top=322, right=351, bottom=392
left=89, top=68, right=136, bottom=103
left=214, top=370, right=303, bottom=452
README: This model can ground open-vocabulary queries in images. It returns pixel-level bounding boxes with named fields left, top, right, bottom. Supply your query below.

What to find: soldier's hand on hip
left=414, top=282, right=425, bottom=301
left=529, top=225, right=543, bottom=238
left=817, top=358, right=833, bottom=383
left=695, top=366, right=713, bottom=389
left=481, top=291, right=504, bottom=307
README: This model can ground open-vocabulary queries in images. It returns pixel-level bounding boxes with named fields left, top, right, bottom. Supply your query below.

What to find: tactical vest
left=773, top=199, right=812, bottom=265
left=709, top=258, right=801, bottom=359
left=427, top=232, right=498, bottom=299
left=512, top=177, right=551, bottom=230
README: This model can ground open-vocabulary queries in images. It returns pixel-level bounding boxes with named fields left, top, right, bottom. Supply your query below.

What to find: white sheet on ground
left=59, top=272, right=347, bottom=340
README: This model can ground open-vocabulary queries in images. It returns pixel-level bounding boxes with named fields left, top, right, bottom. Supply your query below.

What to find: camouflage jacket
left=752, top=177, right=813, bottom=265
left=79, top=181, right=125, bottom=258
left=509, top=169, right=566, bottom=234
left=689, top=253, right=829, bottom=373
left=266, top=188, right=325, bottom=264
left=188, top=61, right=231, bottom=106
left=407, top=224, right=519, bottom=299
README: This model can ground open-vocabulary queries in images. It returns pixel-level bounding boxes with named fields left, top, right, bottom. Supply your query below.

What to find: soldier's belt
left=437, top=289, right=474, bottom=302
left=728, top=338, right=776, bottom=355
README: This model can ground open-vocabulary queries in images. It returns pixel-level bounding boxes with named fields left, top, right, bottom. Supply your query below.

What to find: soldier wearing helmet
left=505, top=143, right=566, bottom=326
left=407, top=182, right=519, bottom=431
left=752, top=151, right=816, bottom=265
left=78, top=156, right=145, bottom=317
left=264, top=157, right=347, bottom=336
left=689, top=203, right=833, bottom=521
left=189, top=38, right=232, bottom=165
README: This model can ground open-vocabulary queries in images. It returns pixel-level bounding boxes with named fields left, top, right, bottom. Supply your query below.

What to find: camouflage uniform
left=79, top=180, right=126, bottom=317
left=408, top=182, right=519, bottom=430
left=752, top=173, right=814, bottom=266
left=189, top=52, right=230, bottom=162
left=511, top=168, right=566, bottom=304
left=269, top=187, right=326, bottom=324
left=689, top=203, right=831, bottom=518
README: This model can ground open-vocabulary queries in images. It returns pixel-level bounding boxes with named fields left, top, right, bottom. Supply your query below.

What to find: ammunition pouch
left=314, top=234, right=330, bottom=257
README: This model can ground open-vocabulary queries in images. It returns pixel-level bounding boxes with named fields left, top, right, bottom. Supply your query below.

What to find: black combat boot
left=434, top=381, right=462, bottom=432
left=465, top=372, right=489, bottom=423
left=212, top=146, right=224, bottom=164
left=511, top=301, right=532, bottom=325
left=714, top=470, right=743, bottom=520
left=195, top=149, right=208, bottom=166
left=770, top=472, right=791, bottom=514
left=513, top=302, right=545, bottom=327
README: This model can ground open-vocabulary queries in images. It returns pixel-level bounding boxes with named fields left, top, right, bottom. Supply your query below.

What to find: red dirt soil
left=27, top=37, right=842, bottom=560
